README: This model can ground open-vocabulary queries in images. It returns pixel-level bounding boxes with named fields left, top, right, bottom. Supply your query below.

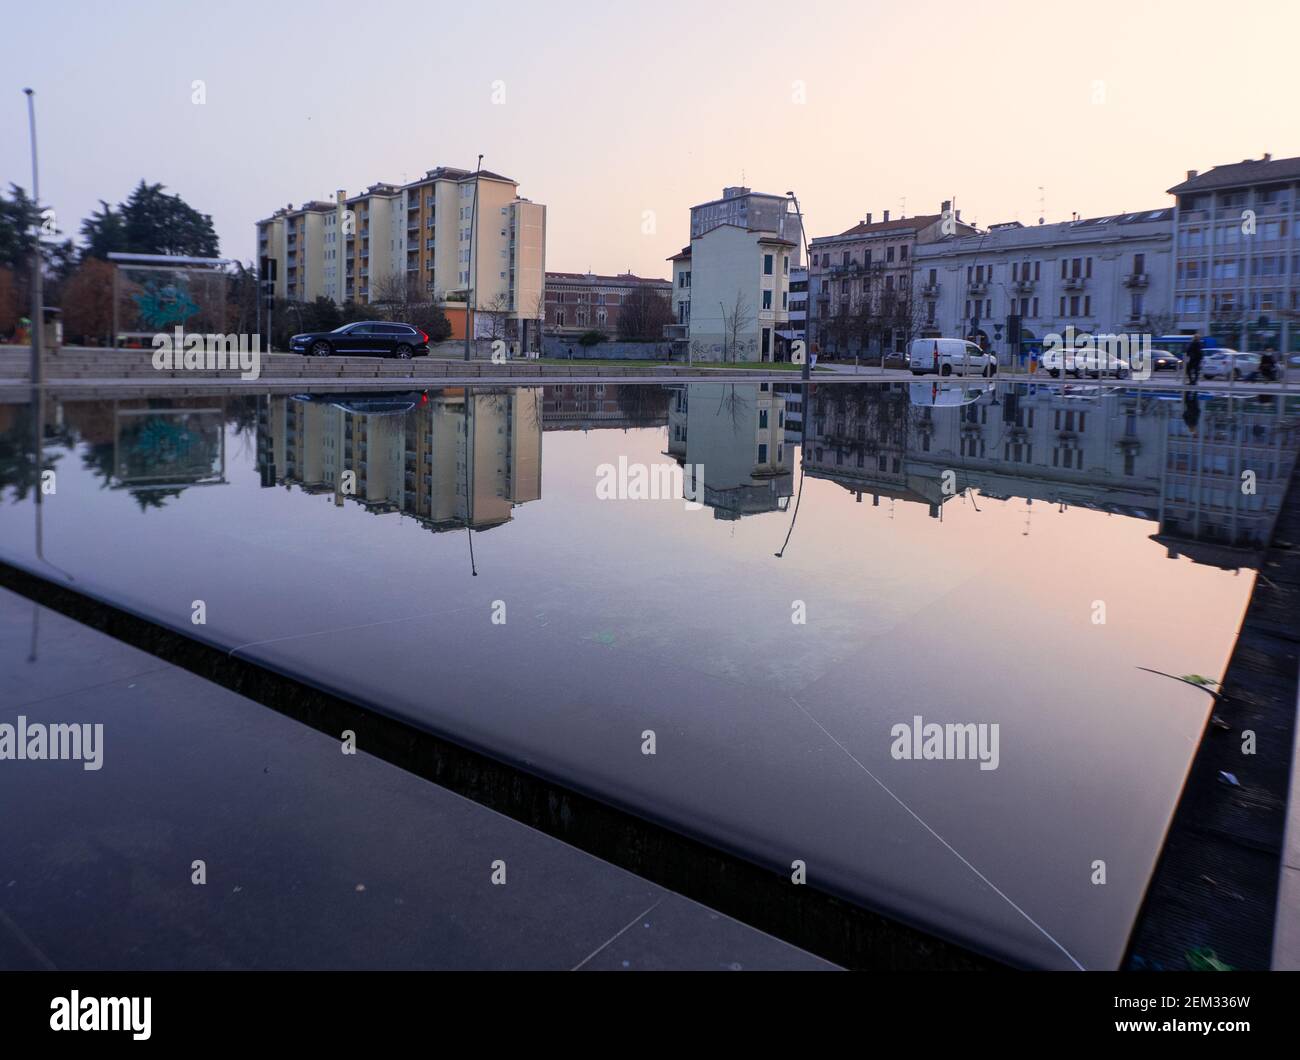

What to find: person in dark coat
left=1185, top=333, right=1204, bottom=385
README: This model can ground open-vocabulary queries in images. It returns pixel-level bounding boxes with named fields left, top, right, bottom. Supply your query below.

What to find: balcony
left=662, top=323, right=688, bottom=340
left=1012, top=279, right=1036, bottom=294
left=1061, top=276, right=1087, bottom=291
left=1123, top=273, right=1149, bottom=288
left=967, top=282, right=988, bottom=296
left=920, top=282, right=940, bottom=297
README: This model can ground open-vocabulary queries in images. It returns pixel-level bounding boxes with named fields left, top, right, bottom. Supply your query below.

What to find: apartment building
left=808, top=204, right=977, bottom=360
left=1167, top=154, right=1300, bottom=354
left=256, top=165, right=547, bottom=349
left=543, top=271, right=671, bottom=337
left=671, top=187, right=801, bottom=362
left=272, top=201, right=336, bottom=303
left=912, top=210, right=1175, bottom=363
left=340, top=183, right=403, bottom=305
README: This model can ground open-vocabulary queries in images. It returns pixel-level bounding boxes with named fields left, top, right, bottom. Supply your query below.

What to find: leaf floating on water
left=1186, top=947, right=1234, bottom=972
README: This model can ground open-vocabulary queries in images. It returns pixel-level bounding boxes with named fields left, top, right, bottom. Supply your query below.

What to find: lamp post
left=23, top=89, right=42, bottom=389
left=463, top=153, right=483, bottom=362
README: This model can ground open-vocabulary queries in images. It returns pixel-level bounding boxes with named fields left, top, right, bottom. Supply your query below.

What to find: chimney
left=1263, top=153, right=1272, bottom=162
left=1186, top=170, right=1198, bottom=180
left=941, top=200, right=952, bottom=214
left=956, top=209, right=962, bottom=221
left=883, top=209, right=890, bottom=223
left=865, top=212, right=872, bottom=224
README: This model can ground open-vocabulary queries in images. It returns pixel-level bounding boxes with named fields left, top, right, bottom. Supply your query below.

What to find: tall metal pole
left=463, top=153, right=483, bottom=361
left=24, top=89, right=43, bottom=389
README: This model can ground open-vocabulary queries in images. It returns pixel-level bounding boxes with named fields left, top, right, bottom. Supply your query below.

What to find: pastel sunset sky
left=6, top=0, right=1296, bottom=276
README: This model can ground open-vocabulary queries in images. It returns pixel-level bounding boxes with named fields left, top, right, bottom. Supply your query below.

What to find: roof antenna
left=1038, top=186, right=1046, bottom=225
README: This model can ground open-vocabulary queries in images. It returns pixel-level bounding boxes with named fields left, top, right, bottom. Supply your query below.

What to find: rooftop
left=1168, top=155, right=1300, bottom=195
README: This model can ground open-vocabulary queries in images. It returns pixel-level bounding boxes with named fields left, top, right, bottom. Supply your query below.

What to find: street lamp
left=23, top=89, right=42, bottom=389
left=463, top=153, right=483, bottom=362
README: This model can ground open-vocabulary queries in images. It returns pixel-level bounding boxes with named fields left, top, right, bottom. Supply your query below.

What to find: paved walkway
left=0, top=586, right=831, bottom=970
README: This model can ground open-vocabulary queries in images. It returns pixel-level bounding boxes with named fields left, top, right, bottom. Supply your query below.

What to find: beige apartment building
left=256, top=165, right=547, bottom=349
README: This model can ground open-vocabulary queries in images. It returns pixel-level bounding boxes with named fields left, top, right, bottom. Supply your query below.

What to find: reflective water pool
left=2, top=381, right=1297, bottom=968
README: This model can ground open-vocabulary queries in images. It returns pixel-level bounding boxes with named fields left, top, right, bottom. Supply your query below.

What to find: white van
left=909, top=338, right=997, bottom=377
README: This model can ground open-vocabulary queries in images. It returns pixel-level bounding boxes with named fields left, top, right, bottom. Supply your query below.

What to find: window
left=1133, top=253, right=1145, bottom=275
left=764, top=254, right=774, bottom=275
left=759, top=409, right=768, bottom=428
left=900, top=245, right=908, bottom=261
left=887, top=246, right=895, bottom=263
left=782, top=256, right=789, bottom=274
left=762, top=289, right=772, bottom=309
left=758, top=444, right=768, bottom=463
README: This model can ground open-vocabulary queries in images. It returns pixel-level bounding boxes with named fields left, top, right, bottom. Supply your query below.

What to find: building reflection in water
left=799, top=381, right=1300, bottom=570
left=665, top=382, right=794, bottom=519
left=258, top=388, right=542, bottom=532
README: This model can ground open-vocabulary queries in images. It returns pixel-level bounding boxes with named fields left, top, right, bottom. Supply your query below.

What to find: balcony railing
left=1123, top=273, right=1149, bottom=288
left=967, top=282, right=987, bottom=296
left=1061, top=276, right=1086, bottom=290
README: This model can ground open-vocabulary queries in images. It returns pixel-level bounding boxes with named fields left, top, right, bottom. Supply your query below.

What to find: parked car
left=909, top=338, right=998, bottom=377
left=1200, top=349, right=1259, bottom=380
left=290, top=321, right=430, bottom=358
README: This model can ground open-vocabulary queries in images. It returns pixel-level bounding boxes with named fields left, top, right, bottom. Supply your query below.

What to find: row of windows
left=1178, top=255, right=1300, bottom=279
left=1180, top=220, right=1290, bottom=246
left=817, top=245, right=909, bottom=268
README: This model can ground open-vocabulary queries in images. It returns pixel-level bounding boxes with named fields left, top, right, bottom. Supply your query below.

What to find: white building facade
left=913, top=210, right=1175, bottom=364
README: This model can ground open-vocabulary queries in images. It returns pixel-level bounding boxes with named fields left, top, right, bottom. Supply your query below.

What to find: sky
left=4, top=0, right=1297, bottom=279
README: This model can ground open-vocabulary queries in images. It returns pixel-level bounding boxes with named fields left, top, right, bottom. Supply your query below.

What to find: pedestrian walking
left=1185, top=333, right=1203, bottom=385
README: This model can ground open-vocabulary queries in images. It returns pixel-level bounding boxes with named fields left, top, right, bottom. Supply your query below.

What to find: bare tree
left=616, top=286, right=674, bottom=341
left=721, top=289, right=754, bottom=362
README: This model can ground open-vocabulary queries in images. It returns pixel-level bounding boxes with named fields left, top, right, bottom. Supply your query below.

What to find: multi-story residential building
left=912, top=210, right=1175, bottom=364
left=543, top=271, right=670, bottom=337
left=256, top=165, right=547, bottom=350
left=340, top=183, right=402, bottom=305
left=808, top=204, right=977, bottom=361
left=1167, top=154, right=1300, bottom=355
left=670, top=187, right=801, bottom=362
left=277, top=200, right=337, bottom=303
left=255, top=211, right=287, bottom=300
